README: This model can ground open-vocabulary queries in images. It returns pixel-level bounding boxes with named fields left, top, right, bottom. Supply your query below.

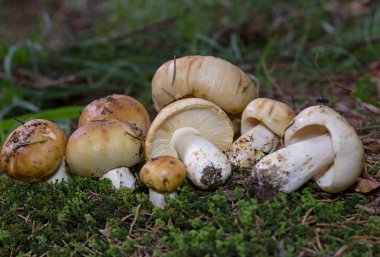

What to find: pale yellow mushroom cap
left=0, top=119, right=66, bottom=183
left=78, top=94, right=150, bottom=137
left=241, top=98, right=295, bottom=136
left=145, top=98, right=234, bottom=160
left=140, top=156, right=186, bottom=193
left=152, top=55, right=258, bottom=114
left=284, top=105, right=364, bottom=193
left=65, top=120, right=143, bottom=178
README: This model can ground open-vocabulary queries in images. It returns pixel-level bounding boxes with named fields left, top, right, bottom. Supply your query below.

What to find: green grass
left=0, top=0, right=380, bottom=256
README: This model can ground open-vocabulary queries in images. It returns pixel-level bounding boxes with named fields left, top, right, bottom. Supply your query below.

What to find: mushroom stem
left=100, top=167, right=136, bottom=190
left=252, top=134, right=334, bottom=193
left=149, top=189, right=176, bottom=209
left=46, top=159, right=69, bottom=183
left=225, top=123, right=279, bottom=168
left=171, top=127, right=231, bottom=190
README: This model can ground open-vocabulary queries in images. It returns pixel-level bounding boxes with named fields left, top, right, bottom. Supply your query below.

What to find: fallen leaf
left=352, top=178, right=380, bottom=193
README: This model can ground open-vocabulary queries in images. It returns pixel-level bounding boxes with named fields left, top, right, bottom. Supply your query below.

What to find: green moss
left=0, top=174, right=379, bottom=256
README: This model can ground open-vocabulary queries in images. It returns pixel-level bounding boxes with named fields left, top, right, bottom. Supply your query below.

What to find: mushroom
left=140, top=156, right=186, bottom=208
left=251, top=105, right=364, bottom=194
left=78, top=94, right=151, bottom=138
left=145, top=98, right=234, bottom=190
left=151, top=55, right=259, bottom=132
left=0, top=119, right=67, bottom=183
left=65, top=120, right=143, bottom=189
left=225, top=98, right=295, bottom=168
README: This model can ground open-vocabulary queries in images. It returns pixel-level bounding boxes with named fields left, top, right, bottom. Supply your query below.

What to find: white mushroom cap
left=78, top=94, right=150, bottom=137
left=151, top=55, right=258, bottom=114
left=241, top=98, right=295, bottom=136
left=0, top=119, right=66, bottom=183
left=65, top=120, right=143, bottom=178
left=145, top=98, right=233, bottom=160
left=284, top=105, right=364, bottom=193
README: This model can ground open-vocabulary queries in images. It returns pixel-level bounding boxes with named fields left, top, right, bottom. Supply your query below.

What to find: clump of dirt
left=200, top=165, right=223, bottom=190
left=240, top=169, right=284, bottom=201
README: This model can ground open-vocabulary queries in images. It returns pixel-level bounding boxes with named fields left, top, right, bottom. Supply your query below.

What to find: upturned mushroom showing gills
left=65, top=120, right=143, bottom=189
left=225, top=98, right=295, bottom=168
left=252, top=105, right=364, bottom=194
left=0, top=119, right=66, bottom=183
left=78, top=94, right=151, bottom=138
left=145, top=98, right=234, bottom=190
left=151, top=55, right=259, bottom=132
left=140, top=156, right=186, bottom=209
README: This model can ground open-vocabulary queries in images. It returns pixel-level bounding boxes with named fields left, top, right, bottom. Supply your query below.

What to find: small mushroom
left=140, top=156, right=186, bottom=208
left=151, top=55, right=259, bottom=132
left=65, top=120, right=142, bottom=189
left=252, top=105, right=364, bottom=194
left=225, top=98, right=295, bottom=168
left=78, top=94, right=151, bottom=137
left=0, top=119, right=67, bottom=183
left=145, top=98, right=234, bottom=190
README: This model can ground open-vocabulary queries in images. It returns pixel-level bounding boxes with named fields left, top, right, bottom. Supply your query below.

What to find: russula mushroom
left=225, top=98, right=295, bottom=168
left=145, top=98, right=234, bottom=190
left=0, top=119, right=67, bottom=183
left=78, top=94, right=150, bottom=138
left=252, top=105, right=364, bottom=194
left=65, top=119, right=143, bottom=189
left=140, top=156, right=186, bottom=208
left=151, top=55, right=259, bottom=132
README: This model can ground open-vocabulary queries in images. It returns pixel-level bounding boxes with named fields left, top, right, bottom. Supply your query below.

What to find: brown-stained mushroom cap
left=241, top=98, right=295, bottom=136
left=65, top=119, right=143, bottom=178
left=140, top=156, right=186, bottom=193
left=78, top=94, right=150, bottom=137
left=0, top=119, right=66, bottom=183
left=151, top=55, right=258, bottom=114
left=144, top=98, right=233, bottom=160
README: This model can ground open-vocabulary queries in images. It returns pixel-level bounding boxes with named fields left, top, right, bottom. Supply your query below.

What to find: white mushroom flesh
left=100, top=167, right=136, bottom=190
left=252, top=134, right=334, bottom=193
left=171, top=127, right=231, bottom=190
left=149, top=189, right=176, bottom=209
left=226, top=123, right=279, bottom=167
left=46, top=159, right=70, bottom=183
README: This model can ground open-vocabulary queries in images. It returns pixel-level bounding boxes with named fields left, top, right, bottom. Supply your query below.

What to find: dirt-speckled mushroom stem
left=252, top=134, right=334, bottom=193
left=225, top=123, right=279, bottom=168
left=100, top=167, right=136, bottom=190
left=171, top=127, right=231, bottom=190
left=149, top=189, right=176, bottom=209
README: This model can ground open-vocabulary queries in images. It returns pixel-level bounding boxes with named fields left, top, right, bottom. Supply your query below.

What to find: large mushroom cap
left=78, top=94, right=150, bottom=137
left=241, top=98, right=295, bottom=136
left=284, top=105, right=364, bottom=193
left=140, top=156, right=186, bottom=193
left=145, top=98, right=234, bottom=160
left=66, top=120, right=143, bottom=178
left=0, top=119, right=66, bottom=183
left=152, top=55, right=258, bottom=114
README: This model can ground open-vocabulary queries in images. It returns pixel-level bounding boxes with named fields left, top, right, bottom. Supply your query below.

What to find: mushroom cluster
left=0, top=54, right=365, bottom=210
